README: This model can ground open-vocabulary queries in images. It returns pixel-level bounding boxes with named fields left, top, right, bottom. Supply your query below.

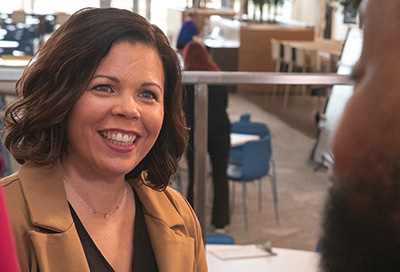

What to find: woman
left=182, top=41, right=231, bottom=232
left=1, top=8, right=206, bottom=272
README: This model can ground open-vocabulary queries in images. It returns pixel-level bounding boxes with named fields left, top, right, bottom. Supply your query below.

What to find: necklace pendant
left=93, top=210, right=97, bottom=214
left=104, top=214, right=110, bottom=219
left=116, top=205, right=120, bottom=209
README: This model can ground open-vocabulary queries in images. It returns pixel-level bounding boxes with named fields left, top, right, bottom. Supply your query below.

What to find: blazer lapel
left=19, top=162, right=90, bottom=272
left=132, top=181, right=196, bottom=272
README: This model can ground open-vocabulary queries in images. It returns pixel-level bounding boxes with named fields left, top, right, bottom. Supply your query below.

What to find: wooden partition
left=238, top=24, right=315, bottom=92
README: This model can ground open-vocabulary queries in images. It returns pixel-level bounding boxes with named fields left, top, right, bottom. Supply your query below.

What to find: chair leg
left=301, top=66, right=308, bottom=95
left=258, top=179, right=262, bottom=212
left=230, top=181, right=236, bottom=212
left=283, top=63, right=294, bottom=108
left=242, top=182, right=248, bottom=230
left=272, top=61, right=281, bottom=97
left=208, top=171, right=213, bottom=207
left=270, top=159, right=279, bottom=222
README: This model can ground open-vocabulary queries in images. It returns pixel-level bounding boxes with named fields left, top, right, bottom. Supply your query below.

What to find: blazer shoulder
left=1, top=171, right=21, bottom=187
left=163, top=186, right=194, bottom=216
left=162, top=186, right=203, bottom=236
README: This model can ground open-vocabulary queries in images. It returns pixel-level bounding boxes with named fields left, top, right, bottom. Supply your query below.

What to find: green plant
left=331, top=0, right=362, bottom=16
left=252, top=0, right=268, bottom=20
left=252, top=0, right=286, bottom=21
left=270, top=0, right=286, bottom=19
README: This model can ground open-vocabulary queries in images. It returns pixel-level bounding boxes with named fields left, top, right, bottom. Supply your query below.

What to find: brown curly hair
left=2, top=7, right=188, bottom=190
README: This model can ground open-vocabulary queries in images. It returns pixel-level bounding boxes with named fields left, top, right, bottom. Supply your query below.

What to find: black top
left=69, top=190, right=158, bottom=272
left=184, top=84, right=231, bottom=137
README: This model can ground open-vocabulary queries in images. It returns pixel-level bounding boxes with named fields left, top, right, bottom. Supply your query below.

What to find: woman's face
left=66, top=42, right=165, bottom=179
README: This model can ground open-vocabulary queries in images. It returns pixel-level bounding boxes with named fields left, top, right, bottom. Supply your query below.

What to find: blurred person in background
left=182, top=41, right=231, bottom=233
left=176, top=12, right=202, bottom=50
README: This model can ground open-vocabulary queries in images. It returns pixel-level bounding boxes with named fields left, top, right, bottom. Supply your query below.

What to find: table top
left=206, top=244, right=321, bottom=272
left=283, top=39, right=343, bottom=56
left=230, top=133, right=260, bottom=147
left=0, top=40, right=19, bottom=48
left=204, top=38, right=240, bottom=49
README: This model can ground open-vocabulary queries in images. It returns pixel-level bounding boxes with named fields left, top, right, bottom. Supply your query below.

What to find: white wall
left=290, top=0, right=357, bottom=41
left=291, top=0, right=320, bottom=27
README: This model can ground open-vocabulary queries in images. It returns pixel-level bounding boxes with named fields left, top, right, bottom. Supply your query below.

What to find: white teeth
left=100, top=131, right=137, bottom=145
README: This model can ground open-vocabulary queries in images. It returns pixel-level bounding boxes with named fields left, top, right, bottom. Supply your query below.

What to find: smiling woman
left=0, top=7, right=206, bottom=272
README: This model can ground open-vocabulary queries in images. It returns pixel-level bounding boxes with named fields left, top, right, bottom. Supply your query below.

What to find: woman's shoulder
left=0, top=171, right=19, bottom=188
left=1, top=171, right=23, bottom=199
left=163, top=186, right=198, bottom=218
left=131, top=180, right=200, bottom=229
left=1, top=170, right=32, bottom=233
left=132, top=180, right=194, bottom=214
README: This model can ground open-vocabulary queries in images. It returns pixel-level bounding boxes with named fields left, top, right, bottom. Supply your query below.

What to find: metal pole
left=100, top=0, right=111, bottom=8
left=146, top=0, right=151, bottom=20
left=133, top=0, right=139, bottom=13
left=193, top=83, right=208, bottom=241
left=221, top=0, right=231, bottom=8
left=193, top=0, right=201, bottom=8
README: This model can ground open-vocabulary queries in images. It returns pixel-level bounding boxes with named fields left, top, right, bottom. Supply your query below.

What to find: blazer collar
left=131, top=181, right=196, bottom=272
left=18, top=161, right=90, bottom=271
left=19, top=161, right=73, bottom=232
left=131, top=180, right=187, bottom=229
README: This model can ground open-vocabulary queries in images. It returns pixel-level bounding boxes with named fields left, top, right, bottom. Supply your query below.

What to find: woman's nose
left=112, top=95, right=140, bottom=120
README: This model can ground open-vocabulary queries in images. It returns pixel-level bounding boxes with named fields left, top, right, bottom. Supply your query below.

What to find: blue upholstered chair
left=228, top=114, right=278, bottom=230
left=205, top=233, right=235, bottom=245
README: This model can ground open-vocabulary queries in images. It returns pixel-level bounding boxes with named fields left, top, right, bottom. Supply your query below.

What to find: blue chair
left=228, top=117, right=278, bottom=230
left=229, top=115, right=271, bottom=164
left=239, top=112, right=251, bottom=122
left=205, top=234, right=235, bottom=245
left=316, top=239, right=323, bottom=253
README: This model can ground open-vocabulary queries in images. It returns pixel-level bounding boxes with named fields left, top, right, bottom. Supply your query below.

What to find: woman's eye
left=93, top=84, right=113, bottom=93
left=140, top=91, right=157, bottom=100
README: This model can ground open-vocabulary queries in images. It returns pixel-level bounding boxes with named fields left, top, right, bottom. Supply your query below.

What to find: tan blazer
left=1, top=161, right=207, bottom=272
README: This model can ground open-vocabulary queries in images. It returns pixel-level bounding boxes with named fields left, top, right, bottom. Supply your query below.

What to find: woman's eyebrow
left=141, top=82, right=163, bottom=91
left=93, top=75, right=120, bottom=83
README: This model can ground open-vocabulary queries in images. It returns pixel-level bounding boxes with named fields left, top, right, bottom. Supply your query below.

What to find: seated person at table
left=320, top=0, right=400, bottom=271
left=182, top=41, right=231, bottom=233
left=176, top=12, right=201, bottom=50
left=1, top=8, right=206, bottom=271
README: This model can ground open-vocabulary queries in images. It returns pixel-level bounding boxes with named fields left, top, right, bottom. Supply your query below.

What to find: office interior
left=0, top=0, right=361, bottom=269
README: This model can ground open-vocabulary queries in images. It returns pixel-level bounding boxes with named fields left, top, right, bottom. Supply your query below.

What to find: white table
left=0, top=40, right=19, bottom=48
left=206, top=244, right=321, bottom=272
left=230, top=133, right=260, bottom=147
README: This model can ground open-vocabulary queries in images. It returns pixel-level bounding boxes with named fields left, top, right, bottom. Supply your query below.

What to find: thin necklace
left=63, top=173, right=127, bottom=219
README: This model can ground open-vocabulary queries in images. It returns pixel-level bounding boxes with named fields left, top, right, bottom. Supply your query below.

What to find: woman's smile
left=99, top=130, right=138, bottom=146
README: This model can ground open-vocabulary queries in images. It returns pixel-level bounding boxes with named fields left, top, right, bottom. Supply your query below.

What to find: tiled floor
left=174, top=91, right=331, bottom=252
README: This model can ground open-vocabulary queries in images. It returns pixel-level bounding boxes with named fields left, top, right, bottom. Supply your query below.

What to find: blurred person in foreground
left=182, top=41, right=231, bottom=232
left=320, top=0, right=400, bottom=271
left=1, top=8, right=206, bottom=272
